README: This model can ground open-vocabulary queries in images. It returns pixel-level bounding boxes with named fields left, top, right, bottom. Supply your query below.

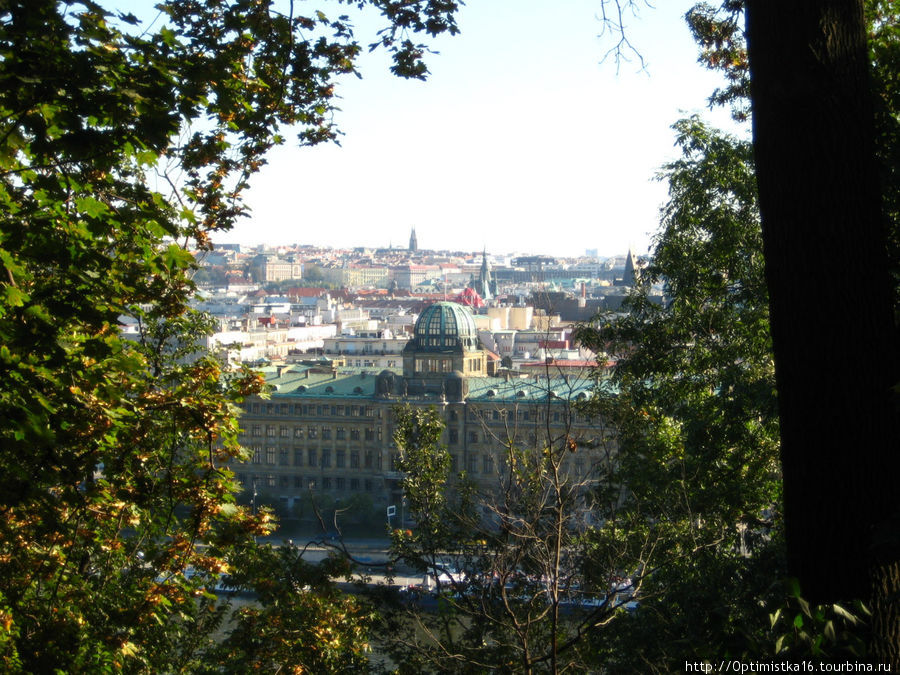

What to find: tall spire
left=479, top=248, right=493, bottom=301
left=408, top=227, right=418, bottom=252
left=622, top=247, right=637, bottom=286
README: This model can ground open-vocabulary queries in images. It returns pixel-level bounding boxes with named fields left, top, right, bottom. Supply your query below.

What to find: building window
left=251, top=446, right=262, bottom=464
left=307, top=427, right=317, bottom=439
left=321, top=449, right=331, bottom=468
left=483, top=454, right=494, bottom=474
left=322, top=428, right=332, bottom=440
left=308, top=479, right=317, bottom=490
left=294, top=475, right=303, bottom=489
left=450, top=455, right=458, bottom=473
left=468, top=455, right=478, bottom=473
left=265, top=447, right=276, bottom=465
left=335, top=477, right=345, bottom=490
left=390, top=453, right=399, bottom=471
left=351, top=406, right=360, bottom=417
left=350, top=451, right=359, bottom=469
left=365, top=428, right=375, bottom=442
left=251, top=425, right=261, bottom=437
left=336, top=427, right=345, bottom=440
left=293, top=448, right=303, bottom=466
left=307, top=448, right=317, bottom=467
left=280, top=475, right=289, bottom=488
left=294, top=427, right=304, bottom=439
left=364, top=479, right=372, bottom=492
left=364, top=450, right=373, bottom=469
left=322, top=477, right=331, bottom=490
left=492, top=410, right=499, bottom=420
left=266, top=474, right=276, bottom=488
left=266, top=425, right=276, bottom=437
left=280, top=426, right=290, bottom=437
left=469, top=431, right=478, bottom=444
left=350, top=478, right=360, bottom=491
left=449, top=410, right=458, bottom=422
left=350, top=428, right=360, bottom=441
left=279, top=448, right=289, bottom=466
left=449, top=429, right=459, bottom=445
left=336, top=450, right=345, bottom=468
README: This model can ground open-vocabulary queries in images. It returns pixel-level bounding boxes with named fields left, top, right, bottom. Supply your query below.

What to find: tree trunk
left=744, top=0, right=900, bottom=663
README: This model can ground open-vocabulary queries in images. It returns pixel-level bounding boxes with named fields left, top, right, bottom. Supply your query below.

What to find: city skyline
left=209, top=0, right=741, bottom=258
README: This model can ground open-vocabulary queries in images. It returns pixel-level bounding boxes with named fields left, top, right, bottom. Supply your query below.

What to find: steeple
left=622, top=248, right=638, bottom=286
left=479, top=248, right=493, bottom=301
left=409, top=227, right=418, bottom=252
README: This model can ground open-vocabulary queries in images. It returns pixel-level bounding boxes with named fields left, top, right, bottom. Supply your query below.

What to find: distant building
left=476, top=249, right=494, bottom=301
left=614, top=248, right=639, bottom=287
left=250, top=255, right=303, bottom=283
left=229, top=301, right=611, bottom=513
left=409, top=227, right=418, bottom=252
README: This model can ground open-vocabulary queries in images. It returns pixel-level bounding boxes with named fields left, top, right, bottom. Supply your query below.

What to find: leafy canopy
left=0, top=0, right=459, bottom=671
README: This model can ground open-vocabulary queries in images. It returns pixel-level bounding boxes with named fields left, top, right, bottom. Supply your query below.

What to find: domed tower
left=402, top=302, right=487, bottom=383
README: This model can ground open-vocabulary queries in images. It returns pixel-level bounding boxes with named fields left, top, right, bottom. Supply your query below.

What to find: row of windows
left=243, top=451, right=593, bottom=481
left=467, top=408, right=565, bottom=423
left=246, top=427, right=574, bottom=450
left=249, top=425, right=382, bottom=442
left=248, top=446, right=384, bottom=470
left=245, top=402, right=379, bottom=418
left=238, top=473, right=378, bottom=492
left=414, top=357, right=454, bottom=373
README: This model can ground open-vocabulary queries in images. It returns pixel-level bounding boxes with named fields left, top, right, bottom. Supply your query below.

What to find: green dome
left=412, top=302, right=480, bottom=352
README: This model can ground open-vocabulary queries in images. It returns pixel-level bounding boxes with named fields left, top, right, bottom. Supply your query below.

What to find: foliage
left=769, top=580, right=872, bottom=661
left=575, top=117, right=784, bottom=670
left=685, top=1, right=748, bottom=120
left=867, top=0, right=900, bottom=319
left=204, top=543, right=374, bottom=674
left=377, top=403, right=629, bottom=674
left=0, top=0, right=459, bottom=671
left=686, top=0, right=899, bottom=313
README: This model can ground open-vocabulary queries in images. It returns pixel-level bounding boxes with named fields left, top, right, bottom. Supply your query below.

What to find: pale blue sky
left=192, top=2, right=739, bottom=257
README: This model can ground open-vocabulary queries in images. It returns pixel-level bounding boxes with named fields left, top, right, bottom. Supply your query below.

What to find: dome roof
left=412, top=302, right=480, bottom=352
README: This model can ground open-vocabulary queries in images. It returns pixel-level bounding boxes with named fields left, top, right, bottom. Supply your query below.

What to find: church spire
left=479, top=248, right=493, bottom=301
left=622, top=247, right=638, bottom=286
left=409, top=227, right=418, bottom=252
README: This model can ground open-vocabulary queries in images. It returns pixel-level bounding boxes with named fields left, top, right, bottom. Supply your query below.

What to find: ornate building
left=230, top=302, right=610, bottom=516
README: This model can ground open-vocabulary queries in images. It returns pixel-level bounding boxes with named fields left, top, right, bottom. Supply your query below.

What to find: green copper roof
left=411, top=301, right=480, bottom=352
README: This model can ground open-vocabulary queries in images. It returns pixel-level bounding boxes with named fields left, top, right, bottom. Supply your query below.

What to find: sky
left=208, top=1, right=740, bottom=258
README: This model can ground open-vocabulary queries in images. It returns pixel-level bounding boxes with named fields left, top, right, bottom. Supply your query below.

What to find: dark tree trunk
left=745, top=0, right=900, bottom=663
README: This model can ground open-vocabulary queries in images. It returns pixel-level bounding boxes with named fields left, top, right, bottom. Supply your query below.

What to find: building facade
left=230, top=302, right=611, bottom=515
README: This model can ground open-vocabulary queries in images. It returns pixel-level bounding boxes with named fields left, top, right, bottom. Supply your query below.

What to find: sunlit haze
left=206, top=1, right=739, bottom=258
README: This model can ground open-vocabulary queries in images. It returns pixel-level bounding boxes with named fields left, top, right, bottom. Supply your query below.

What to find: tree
left=0, top=0, right=460, bottom=670
left=575, top=117, right=784, bottom=670
left=601, top=0, right=899, bottom=663
left=378, top=394, right=632, bottom=674
left=743, top=0, right=900, bottom=662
